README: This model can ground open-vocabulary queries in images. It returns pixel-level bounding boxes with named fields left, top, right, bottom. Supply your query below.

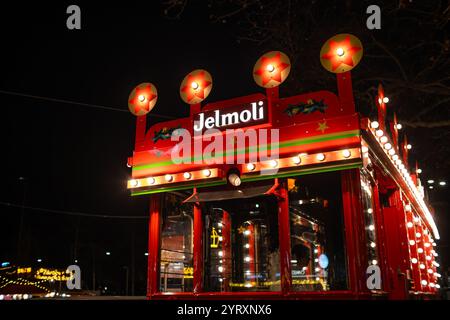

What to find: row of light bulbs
left=129, top=168, right=215, bottom=188
left=245, top=149, right=354, bottom=173
left=368, top=120, right=439, bottom=240
left=405, top=208, right=440, bottom=291
left=129, top=148, right=357, bottom=189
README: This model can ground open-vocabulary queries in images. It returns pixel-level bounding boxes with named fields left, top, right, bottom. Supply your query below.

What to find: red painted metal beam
left=193, top=200, right=204, bottom=293
left=277, top=179, right=292, bottom=294
left=147, top=194, right=161, bottom=298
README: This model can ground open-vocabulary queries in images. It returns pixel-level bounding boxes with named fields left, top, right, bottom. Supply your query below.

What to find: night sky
left=0, top=2, right=448, bottom=295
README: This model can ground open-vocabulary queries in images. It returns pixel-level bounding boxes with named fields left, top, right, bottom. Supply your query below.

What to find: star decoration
left=128, top=83, right=158, bottom=116
left=320, top=34, right=363, bottom=73
left=316, top=121, right=329, bottom=133
left=253, top=51, right=291, bottom=88
left=180, top=71, right=212, bottom=104
left=130, top=85, right=157, bottom=114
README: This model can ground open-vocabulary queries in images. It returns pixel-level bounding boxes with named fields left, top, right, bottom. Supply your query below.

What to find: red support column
left=336, top=72, right=356, bottom=113
left=147, top=194, right=161, bottom=298
left=193, top=201, right=203, bottom=293
left=341, top=169, right=368, bottom=295
left=135, top=115, right=147, bottom=149
left=382, top=190, right=410, bottom=299
left=277, top=179, right=292, bottom=295
left=372, top=183, right=391, bottom=292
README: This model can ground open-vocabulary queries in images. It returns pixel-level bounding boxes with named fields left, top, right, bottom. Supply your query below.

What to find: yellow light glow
left=191, top=81, right=199, bottom=90
left=316, top=153, right=325, bottom=161
left=203, top=169, right=211, bottom=177
left=342, top=149, right=351, bottom=158
left=266, top=64, right=275, bottom=72
left=269, top=160, right=278, bottom=168
left=183, top=172, right=192, bottom=180
left=130, top=179, right=139, bottom=188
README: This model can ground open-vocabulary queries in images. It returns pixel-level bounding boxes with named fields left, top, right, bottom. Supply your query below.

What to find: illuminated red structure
left=127, top=34, right=441, bottom=300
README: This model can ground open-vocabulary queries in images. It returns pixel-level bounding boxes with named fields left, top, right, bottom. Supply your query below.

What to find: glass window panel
left=360, top=172, right=381, bottom=275
left=159, top=192, right=193, bottom=292
left=288, top=171, right=348, bottom=291
left=203, top=194, right=280, bottom=292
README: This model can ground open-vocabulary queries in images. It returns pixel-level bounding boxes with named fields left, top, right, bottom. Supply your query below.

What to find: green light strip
left=133, top=130, right=360, bottom=171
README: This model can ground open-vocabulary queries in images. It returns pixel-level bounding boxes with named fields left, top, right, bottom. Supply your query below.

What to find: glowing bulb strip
left=127, top=168, right=219, bottom=189
left=364, top=120, right=440, bottom=239
left=241, top=148, right=360, bottom=174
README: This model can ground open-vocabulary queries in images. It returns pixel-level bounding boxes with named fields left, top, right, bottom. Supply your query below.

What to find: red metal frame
left=193, top=200, right=203, bottom=293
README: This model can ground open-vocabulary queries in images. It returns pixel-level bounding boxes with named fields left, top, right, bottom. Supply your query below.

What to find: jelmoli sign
left=193, top=100, right=268, bottom=133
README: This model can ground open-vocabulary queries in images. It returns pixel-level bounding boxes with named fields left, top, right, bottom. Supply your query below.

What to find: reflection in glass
left=360, top=172, right=380, bottom=273
left=288, top=171, right=348, bottom=291
left=159, top=192, right=193, bottom=292
left=204, top=195, right=280, bottom=292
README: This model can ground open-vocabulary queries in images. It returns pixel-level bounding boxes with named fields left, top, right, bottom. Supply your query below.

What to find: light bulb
left=292, top=156, right=301, bottom=165
left=342, top=149, right=351, bottom=158
left=383, top=97, right=389, bottom=104
left=183, top=172, right=192, bottom=179
left=147, top=177, right=155, bottom=185
left=165, top=174, right=173, bottom=182
left=266, top=64, right=275, bottom=72
left=138, top=95, right=146, bottom=102
left=203, top=169, right=211, bottom=177
left=370, top=121, right=379, bottom=129
left=316, top=153, right=325, bottom=161
left=411, top=258, right=418, bottom=264
left=396, top=124, right=402, bottom=130
left=129, top=179, right=139, bottom=188
left=246, top=163, right=256, bottom=171
left=269, top=160, right=278, bottom=168
left=336, top=47, right=345, bottom=56
left=191, top=81, right=199, bottom=90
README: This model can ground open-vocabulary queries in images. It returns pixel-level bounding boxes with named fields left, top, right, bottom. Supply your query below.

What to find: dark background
left=0, top=1, right=448, bottom=295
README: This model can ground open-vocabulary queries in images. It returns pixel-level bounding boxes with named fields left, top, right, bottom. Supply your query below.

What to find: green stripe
left=133, top=130, right=360, bottom=171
